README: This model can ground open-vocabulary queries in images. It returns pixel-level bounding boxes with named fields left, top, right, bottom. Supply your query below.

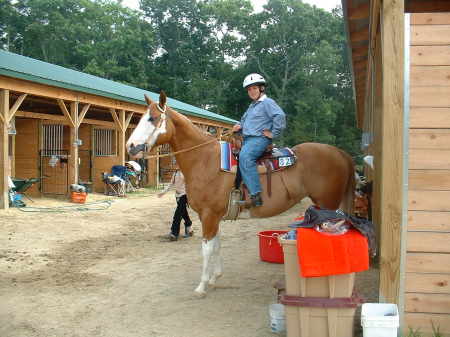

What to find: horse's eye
left=148, top=116, right=154, bottom=122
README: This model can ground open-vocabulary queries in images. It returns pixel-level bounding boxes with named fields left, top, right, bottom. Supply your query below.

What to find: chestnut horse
left=126, top=91, right=355, bottom=296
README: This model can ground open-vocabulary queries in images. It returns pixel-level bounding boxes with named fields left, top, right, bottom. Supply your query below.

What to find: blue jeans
left=239, top=136, right=272, bottom=196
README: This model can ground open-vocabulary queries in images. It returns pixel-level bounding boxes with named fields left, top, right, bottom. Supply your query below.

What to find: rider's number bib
left=278, top=156, right=294, bottom=167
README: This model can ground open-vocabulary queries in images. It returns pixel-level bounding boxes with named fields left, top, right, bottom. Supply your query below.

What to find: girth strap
left=263, top=159, right=272, bottom=197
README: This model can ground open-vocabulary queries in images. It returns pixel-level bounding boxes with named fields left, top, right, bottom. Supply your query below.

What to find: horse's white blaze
left=195, top=235, right=221, bottom=295
left=147, top=117, right=166, bottom=148
left=126, top=111, right=167, bottom=155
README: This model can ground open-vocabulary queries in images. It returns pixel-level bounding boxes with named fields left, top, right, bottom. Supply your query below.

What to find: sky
left=121, top=0, right=342, bottom=13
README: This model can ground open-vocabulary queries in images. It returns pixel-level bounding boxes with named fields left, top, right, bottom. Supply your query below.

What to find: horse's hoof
left=194, top=289, right=207, bottom=298
left=194, top=285, right=207, bottom=298
left=208, top=273, right=223, bottom=286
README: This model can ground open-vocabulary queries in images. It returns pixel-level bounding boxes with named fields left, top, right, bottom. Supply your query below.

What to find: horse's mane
left=167, top=106, right=213, bottom=142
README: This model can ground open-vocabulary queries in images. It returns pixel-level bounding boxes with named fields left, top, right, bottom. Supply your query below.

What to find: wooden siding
left=14, top=118, right=40, bottom=196
left=406, top=13, right=450, bottom=335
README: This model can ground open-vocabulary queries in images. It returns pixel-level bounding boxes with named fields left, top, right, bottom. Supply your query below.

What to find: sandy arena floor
left=0, top=189, right=378, bottom=337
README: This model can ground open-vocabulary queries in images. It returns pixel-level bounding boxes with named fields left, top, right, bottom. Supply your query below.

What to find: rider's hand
left=262, top=129, right=273, bottom=139
left=232, top=124, right=242, bottom=133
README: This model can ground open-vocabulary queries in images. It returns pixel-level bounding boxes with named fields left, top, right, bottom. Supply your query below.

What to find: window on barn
left=42, top=124, right=64, bottom=156
left=93, top=128, right=117, bottom=156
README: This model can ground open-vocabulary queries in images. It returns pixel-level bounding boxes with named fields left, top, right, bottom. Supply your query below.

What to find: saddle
left=220, top=139, right=297, bottom=197
left=220, top=139, right=297, bottom=220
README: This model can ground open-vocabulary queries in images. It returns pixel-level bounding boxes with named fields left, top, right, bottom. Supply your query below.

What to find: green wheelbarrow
left=12, top=177, right=41, bottom=202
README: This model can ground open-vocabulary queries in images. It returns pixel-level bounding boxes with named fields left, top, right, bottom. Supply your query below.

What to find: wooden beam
left=14, top=110, right=134, bottom=128
left=0, top=75, right=146, bottom=114
left=350, top=26, right=369, bottom=43
left=348, top=2, right=370, bottom=20
left=369, top=0, right=381, bottom=58
left=78, top=103, right=90, bottom=127
left=0, top=75, right=235, bottom=128
left=352, top=47, right=368, bottom=58
left=57, top=99, right=75, bottom=127
left=124, top=111, right=134, bottom=130
left=379, top=0, right=404, bottom=308
left=8, top=93, right=27, bottom=124
left=353, top=59, right=368, bottom=70
left=110, top=108, right=123, bottom=132
left=406, top=0, right=450, bottom=13
left=0, top=90, right=9, bottom=209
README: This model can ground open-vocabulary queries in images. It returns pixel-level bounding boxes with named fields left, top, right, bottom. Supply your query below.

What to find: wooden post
left=118, top=109, right=126, bottom=165
left=110, top=109, right=133, bottom=166
left=373, top=30, right=383, bottom=253
left=59, top=100, right=90, bottom=187
left=70, top=101, right=79, bottom=185
left=10, top=134, right=15, bottom=177
left=0, top=89, right=9, bottom=209
left=6, top=93, right=26, bottom=181
left=379, top=0, right=404, bottom=305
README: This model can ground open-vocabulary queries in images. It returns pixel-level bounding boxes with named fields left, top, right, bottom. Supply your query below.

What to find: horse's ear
left=159, top=90, right=167, bottom=109
left=144, top=94, right=154, bottom=106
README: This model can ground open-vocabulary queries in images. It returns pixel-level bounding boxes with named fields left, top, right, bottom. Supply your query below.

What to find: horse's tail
left=340, top=150, right=356, bottom=214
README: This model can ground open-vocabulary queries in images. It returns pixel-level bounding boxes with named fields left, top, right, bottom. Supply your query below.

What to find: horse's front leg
left=208, top=232, right=223, bottom=287
left=194, top=213, right=221, bottom=297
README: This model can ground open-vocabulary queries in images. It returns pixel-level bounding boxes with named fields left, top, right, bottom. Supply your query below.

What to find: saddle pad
left=220, top=141, right=238, bottom=172
left=257, top=147, right=296, bottom=170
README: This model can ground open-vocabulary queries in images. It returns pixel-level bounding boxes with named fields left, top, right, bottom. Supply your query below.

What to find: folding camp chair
left=102, top=172, right=126, bottom=197
left=112, top=165, right=136, bottom=193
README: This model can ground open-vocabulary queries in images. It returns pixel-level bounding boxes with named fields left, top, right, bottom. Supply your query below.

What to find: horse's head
left=126, top=91, right=173, bottom=158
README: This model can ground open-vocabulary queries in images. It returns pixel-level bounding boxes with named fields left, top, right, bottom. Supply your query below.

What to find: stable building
left=0, top=50, right=236, bottom=209
left=342, top=0, right=450, bottom=335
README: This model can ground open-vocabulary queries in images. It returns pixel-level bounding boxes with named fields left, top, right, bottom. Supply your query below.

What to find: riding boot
left=251, top=192, right=263, bottom=207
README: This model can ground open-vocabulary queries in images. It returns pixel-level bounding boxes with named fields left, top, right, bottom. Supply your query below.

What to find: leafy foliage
left=1, top=0, right=361, bottom=157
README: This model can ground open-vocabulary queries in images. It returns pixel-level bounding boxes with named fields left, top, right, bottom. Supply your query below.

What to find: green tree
left=4, top=0, right=156, bottom=88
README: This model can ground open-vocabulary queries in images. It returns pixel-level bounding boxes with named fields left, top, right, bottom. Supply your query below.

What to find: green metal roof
left=0, top=49, right=236, bottom=124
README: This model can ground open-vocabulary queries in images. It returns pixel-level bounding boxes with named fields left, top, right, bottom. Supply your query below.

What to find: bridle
left=139, top=106, right=235, bottom=159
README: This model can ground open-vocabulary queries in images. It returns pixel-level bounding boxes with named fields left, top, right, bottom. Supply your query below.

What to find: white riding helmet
left=243, top=73, right=266, bottom=89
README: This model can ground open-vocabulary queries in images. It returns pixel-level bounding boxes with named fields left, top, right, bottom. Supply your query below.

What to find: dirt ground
left=0, top=189, right=378, bottom=337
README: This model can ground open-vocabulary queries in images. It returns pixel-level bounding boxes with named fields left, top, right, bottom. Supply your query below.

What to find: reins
left=143, top=129, right=235, bottom=159
left=144, top=137, right=218, bottom=159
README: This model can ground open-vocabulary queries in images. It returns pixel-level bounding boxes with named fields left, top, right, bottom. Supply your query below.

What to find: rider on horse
left=232, top=73, right=286, bottom=207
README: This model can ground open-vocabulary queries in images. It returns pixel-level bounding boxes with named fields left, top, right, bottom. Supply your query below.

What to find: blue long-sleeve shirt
left=239, top=95, right=286, bottom=138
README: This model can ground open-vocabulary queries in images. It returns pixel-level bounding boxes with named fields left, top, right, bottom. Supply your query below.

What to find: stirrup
left=251, top=193, right=263, bottom=207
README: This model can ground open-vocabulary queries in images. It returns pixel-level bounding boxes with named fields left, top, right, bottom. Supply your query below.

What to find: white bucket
left=269, top=303, right=286, bottom=333
left=361, top=303, right=399, bottom=337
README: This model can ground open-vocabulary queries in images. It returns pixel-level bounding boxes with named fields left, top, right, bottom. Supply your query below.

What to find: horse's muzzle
left=128, top=143, right=147, bottom=156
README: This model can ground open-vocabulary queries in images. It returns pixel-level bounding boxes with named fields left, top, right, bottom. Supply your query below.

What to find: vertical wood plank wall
left=404, top=13, right=450, bottom=335
left=15, top=118, right=40, bottom=196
